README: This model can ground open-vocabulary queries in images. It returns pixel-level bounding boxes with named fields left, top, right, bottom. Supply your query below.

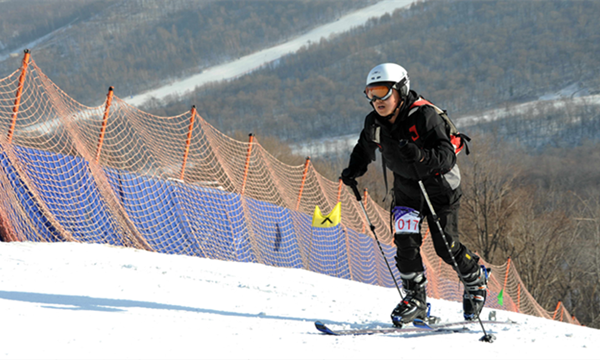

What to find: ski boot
left=391, top=272, right=428, bottom=327
left=463, top=265, right=489, bottom=321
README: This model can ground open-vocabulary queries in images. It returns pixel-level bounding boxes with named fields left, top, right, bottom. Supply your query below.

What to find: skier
left=340, top=63, right=488, bottom=326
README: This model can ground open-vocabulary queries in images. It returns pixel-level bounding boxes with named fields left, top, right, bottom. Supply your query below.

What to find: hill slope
left=0, top=241, right=597, bottom=359
left=0, top=0, right=371, bottom=105
left=126, top=0, right=413, bottom=106
left=144, top=0, right=600, bottom=144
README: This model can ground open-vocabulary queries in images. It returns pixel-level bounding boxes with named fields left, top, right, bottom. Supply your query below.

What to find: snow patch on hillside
left=125, top=0, right=415, bottom=106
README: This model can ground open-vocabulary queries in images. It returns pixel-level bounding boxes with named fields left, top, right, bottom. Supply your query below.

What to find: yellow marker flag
left=312, top=202, right=341, bottom=228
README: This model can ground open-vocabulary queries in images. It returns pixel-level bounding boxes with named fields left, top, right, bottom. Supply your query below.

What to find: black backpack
left=409, top=97, right=471, bottom=155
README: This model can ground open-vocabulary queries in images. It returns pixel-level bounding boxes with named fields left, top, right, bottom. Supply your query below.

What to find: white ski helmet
left=365, top=63, right=410, bottom=98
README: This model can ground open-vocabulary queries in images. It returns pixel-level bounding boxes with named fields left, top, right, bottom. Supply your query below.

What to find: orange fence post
left=503, top=258, right=511, bottom=289
left=7, top=49, right=31, bottom=144
left=296, top=157, right=310, bottom=211
left=362, top=188, right=368, bottom=233
left=552, top=301, right=562, bottom=320
left=503, top=257, right=511, bottom=296
left=240, top=133, right=254, bottom=196
left=560, top=306, right=565, bottom=322
left=517, top=283, right=521, bottom=313
left=95, top=87, right=115, bottom=163
left=179, top=105, right=197, bottom=181
left=0, top=208, right=19, bottom=242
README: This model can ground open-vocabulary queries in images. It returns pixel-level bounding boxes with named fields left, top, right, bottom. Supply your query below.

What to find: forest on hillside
left=0, top=1, right=106, bottom=51
left=146, top=0, right=600, bottom=145
left=0, top=0, right=371, bottom=105
left=466, top=97, right=600, bottom=150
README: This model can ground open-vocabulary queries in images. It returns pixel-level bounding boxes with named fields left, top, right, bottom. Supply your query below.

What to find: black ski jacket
left=347, top=90, right=462, bottom=210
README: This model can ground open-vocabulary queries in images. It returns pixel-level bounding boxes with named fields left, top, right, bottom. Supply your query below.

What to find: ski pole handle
left=350, top=183, right=362, bottom=202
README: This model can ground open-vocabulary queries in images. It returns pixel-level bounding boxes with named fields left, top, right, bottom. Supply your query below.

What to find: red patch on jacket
left=409, top=125, right=419, bottom=141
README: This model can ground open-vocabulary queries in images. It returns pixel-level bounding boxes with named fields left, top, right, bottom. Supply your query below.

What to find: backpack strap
left=410, top=98, right=433, bottom=109
left=408, top=97, right=470, bottom=155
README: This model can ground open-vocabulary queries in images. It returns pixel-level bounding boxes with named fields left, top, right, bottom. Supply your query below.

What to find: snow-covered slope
left=0, top=241, right=597, bottom=359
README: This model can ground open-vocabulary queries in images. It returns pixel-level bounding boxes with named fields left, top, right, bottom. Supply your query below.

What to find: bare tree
left=506, top=195, right=577, bottom=309
left=458, top=135, right=522, bottom=263
left=568, top=190, right=600, bottom=328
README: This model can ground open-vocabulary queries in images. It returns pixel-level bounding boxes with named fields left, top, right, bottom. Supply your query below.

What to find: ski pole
left=411, top=162, right=495, bottom=343
left=349, top=183, right=404, bottom=299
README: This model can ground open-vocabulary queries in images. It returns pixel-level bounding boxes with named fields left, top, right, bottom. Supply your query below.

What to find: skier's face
left=372, top=89, right=400, bottom=118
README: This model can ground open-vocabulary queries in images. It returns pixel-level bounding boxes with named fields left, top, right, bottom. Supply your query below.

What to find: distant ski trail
left=126, top=0, right=415, bottom=106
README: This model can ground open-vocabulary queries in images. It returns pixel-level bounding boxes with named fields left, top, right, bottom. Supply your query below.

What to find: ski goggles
left=364, top=84, right=393, bottom=101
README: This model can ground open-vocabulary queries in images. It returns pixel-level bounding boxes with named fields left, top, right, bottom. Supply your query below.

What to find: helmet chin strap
left=372, top=100, right=404, bottom=123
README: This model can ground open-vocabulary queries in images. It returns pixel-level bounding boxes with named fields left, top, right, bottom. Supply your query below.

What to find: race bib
left=393, top=206, right=421, bottom=234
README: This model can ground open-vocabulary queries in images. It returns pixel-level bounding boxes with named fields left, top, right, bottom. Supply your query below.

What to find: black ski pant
left=393, top=202, right=479, bottom=277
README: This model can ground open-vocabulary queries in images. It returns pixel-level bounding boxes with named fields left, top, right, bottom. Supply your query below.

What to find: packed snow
left=0, top=241, right=597, bottom=359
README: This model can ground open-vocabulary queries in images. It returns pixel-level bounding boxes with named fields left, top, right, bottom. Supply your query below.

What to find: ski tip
left=314, top=321, right=326, bottom=330
left=314, top=321, right=336, bottom=335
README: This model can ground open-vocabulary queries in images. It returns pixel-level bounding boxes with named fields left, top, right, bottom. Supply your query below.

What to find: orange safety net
left=0, top=52, right=580, bottom=326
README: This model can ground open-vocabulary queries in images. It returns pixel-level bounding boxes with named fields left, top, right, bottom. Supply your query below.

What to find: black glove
left=398, top=140, right=422, bottom=163
left=340, top=168, right=358, bottom=187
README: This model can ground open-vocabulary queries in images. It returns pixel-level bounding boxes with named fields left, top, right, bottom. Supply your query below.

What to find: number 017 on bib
left=393, top=206, right=421, bottom=234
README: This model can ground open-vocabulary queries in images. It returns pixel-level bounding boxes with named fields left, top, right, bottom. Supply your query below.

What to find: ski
left=315, top=320, right=467, bottom=336
left=314, top=319, right=513, bottom=336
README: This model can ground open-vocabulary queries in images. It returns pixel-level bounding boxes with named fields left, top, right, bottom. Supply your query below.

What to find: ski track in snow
left=125, top=0, right=415, bottom=106
left=0, top=241, right=598, bottom=359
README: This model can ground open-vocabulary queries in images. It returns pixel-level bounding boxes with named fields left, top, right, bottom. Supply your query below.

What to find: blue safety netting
left=0, top=144, right=393, bottom=283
